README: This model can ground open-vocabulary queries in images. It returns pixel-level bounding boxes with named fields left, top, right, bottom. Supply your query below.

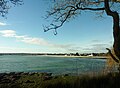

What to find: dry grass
left=0, top=72, right=120, bottom=88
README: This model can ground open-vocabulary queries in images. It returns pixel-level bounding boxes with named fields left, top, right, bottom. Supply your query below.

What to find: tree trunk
left=113, top=13, right=120, bottom=60
left=104, top=0, right=120, bottom=61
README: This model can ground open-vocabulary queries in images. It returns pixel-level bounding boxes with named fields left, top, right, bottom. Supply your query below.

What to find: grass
left=0, top=72, right=120, bottom=88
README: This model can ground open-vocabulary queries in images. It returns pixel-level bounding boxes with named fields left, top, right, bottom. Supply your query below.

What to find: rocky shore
left=0, top=72, right=54, bottom=88
left=0, top=72, right=71, bottom=88
left=0, top=72, right=120, bottom=88
left=0, top=72, right=54, bottom=83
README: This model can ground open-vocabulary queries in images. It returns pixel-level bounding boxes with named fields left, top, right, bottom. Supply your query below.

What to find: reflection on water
left=0, top=55, right=107, bottom=75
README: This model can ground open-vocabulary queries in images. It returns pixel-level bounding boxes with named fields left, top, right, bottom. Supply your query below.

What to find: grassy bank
left=0, top=72, right=120, bottom=88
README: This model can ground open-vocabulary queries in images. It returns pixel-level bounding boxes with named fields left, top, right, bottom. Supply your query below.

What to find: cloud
left=0, top=46, right=41, bottom=53
left=0, top=30, right=16, bottom=37
left=91, top=39, right=101, bottom=43
left=0, top=30, right=75, bottom=52
left=0, top=22, right=7, bottom=26
left=0, top=30, right=52, bottom=46
left=82, top=43, right=111, bottom=53
left=80, top=39, right=113, bottom=53
left=91, top=44, right=109, bottom=51
left=20, top=37, right=52, bottom=46
left=0, top=30, right=112, bottom=53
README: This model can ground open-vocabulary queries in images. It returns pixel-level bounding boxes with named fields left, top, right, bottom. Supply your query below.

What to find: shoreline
left=43, top=55, right=109, bottom=59
left=0, top=54, right=109, bottom=59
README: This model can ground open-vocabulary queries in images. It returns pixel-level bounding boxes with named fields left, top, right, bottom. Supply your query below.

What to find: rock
left=41, top=72, right=52, bottom=76
left=1, top=78, right=11, bottom=83
left=53, top=76, right=58, bottom=79
left=41, top=72, right=47, bottom=76
left=0, top=73, right=5, bottom=79
left=47, top=73, right=52, bottom=76
left=16, top=72, right=23, bottom=75
left=9, top=72, right=16, bottom=75
left=11, top=78, right=16, bottom=81
left=29, top=72, right=35, bottom=75
left=25, top=80, right=34, bottom=83
left=22, top=72, right=29, bottom=75
left=43, top=76, right=52, bottom=81
left=64, top=74, right=69, bottom=76
left=0, top=73, right=6, bottom=77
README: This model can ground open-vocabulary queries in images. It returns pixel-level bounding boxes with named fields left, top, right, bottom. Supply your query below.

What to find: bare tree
left=44, top=0, right=120, bottom=64
left=0, top=0, right=23, bottom=17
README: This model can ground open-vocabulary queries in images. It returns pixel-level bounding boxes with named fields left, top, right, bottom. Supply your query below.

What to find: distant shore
left=43, top=55, right=109, bottom=59
left=0, top=53, right=109, bottom=59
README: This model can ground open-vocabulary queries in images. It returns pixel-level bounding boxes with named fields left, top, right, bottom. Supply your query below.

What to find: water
left=0, top=55, right=106, bottom=75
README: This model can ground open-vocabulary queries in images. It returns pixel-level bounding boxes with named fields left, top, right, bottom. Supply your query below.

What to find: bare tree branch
left=44, top=0, right=120, bottom=34
left=106, top=48, right=119, bottom=63
left=0, top=0, right=23, bottom=17
left=44, top=0, right=107, bottom=34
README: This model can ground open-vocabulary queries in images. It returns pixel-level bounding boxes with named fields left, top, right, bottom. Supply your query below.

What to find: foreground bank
left=0, top=72, right=120, bottom=88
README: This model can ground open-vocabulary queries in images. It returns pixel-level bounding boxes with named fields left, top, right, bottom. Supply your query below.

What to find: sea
left=0, top=55, right=107, bottom=75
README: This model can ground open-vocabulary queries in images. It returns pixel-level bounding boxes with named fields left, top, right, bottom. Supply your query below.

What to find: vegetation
left=0, top=72, right=120, bottom=88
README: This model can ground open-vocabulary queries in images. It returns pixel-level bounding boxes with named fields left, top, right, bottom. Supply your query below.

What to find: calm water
left=0, top=55, right=106, bottom=75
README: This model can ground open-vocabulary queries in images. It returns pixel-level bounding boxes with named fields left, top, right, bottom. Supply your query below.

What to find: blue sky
left=0, top=0, right=113, bottom=53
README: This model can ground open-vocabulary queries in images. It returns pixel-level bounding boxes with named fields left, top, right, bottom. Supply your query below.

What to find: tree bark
left=105, top=0, right=120, bottom=61
left=113, top=13, right=120, bottom=60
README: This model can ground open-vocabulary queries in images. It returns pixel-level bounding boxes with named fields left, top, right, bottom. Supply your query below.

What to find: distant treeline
left=0, top=53, right=107, bottom=56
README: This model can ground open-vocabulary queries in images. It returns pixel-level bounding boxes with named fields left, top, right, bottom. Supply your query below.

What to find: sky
left=0, top=0, right=114, bottom=53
